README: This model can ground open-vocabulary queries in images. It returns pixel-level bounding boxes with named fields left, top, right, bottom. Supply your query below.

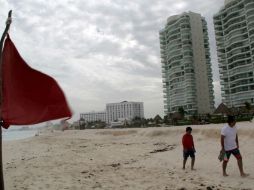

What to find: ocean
left=2, top=130, right=38, bottom=141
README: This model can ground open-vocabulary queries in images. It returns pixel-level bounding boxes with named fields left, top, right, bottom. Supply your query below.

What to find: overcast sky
left=0, top=0, right=225, bottom=121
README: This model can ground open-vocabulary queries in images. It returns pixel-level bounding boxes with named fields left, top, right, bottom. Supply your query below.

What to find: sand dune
left=3, top=121, right=254, bottom=190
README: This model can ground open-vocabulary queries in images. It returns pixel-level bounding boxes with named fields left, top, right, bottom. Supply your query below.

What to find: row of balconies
left=230, top=91, right=254, bottom=104
left=167, top=33, right=181, bottom=42
left=230, top=84, right=254, bottom=94
left=245, top=1, right=254, bottom=10
left=166, top=28, right=181, bottom=38
left=165, top=18, right=189, bottom=32
left=170, top=97, right=194, bottom=106
left=225, top=31, right=248, bottom=44
left=249, top=27, right=254, bottom=38
left=226, top=47, right=250, bottom=60
left=228, top=64, right=252, bottom=75
left=169, top=76, right=185, bottom=84
left=228, top=60, right=252, bottom=70
left=170, top=100, right=198, bottom=109
left=166, top=47, right=182, bottom=56
left=166, top=38, right=182, bottom=48
left=224, top=20, right=246, bottom=35
left=226, top=45, right=250, bottom=57
left=223, top=13, right=245, bottom=29
left=228, top=53, right=251, bottom=65
left=245, top=0, right=254, bottom=6
left=225, top=40, right=249, bottom=52
left=247, top=12, right=254, bottom=23
left=229, top=71, right=253, bottom=81
left=228, top=27, right=247, bottom=38
left=230, top=78, right=254, bottom=88
left=217, top=0, right=243, bottom=19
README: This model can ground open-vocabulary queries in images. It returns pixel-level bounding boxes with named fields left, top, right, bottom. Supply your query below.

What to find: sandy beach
left=3, top=122, right=254, bottom=190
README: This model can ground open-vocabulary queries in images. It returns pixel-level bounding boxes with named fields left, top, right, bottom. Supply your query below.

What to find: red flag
left=1, top=35, right=72, bottom=129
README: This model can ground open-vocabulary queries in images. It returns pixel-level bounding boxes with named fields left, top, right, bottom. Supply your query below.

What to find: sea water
left=2, top=130, right=38, bottom=141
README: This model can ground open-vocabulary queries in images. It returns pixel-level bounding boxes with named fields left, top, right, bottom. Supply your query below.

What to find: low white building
left=80, top=111, right=106, bottom=122
left=106, top=101, right=144, bottom=124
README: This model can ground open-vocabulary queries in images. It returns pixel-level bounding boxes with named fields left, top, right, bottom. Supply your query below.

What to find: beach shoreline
left=3, top=122, right=254, bottom=190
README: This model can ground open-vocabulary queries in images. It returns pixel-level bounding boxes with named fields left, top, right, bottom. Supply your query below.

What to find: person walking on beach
left=182, top=127, right=196, bottom=170
left=221, top=115, right=249, bottom=177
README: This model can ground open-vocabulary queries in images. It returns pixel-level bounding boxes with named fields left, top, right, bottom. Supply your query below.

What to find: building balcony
left=245, top=1, right=254, bottom=9
left=224, top=16, right=245, bottom=31
left=168, top=48, right=182, bottom=56
left=225, top=30, right=248, bottom=43
left=246, top=8, right=254, bottom=17
left=225, top=22, right=247, bottom=36
left=219, top=69, right=227, bottom=74
left=160, top=34, right=166, bottom=39
left=226, top=50, right=250, bottom=60
left=228, top=55, right=251, bottom=66
left=160, top=54, right=166, bottom=59
left=225, top=41, right=249, bottom=52
left=247, top=16, right=254, bottom=27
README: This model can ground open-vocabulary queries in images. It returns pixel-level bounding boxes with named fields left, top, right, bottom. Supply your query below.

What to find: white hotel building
left=80, top=111, right=107, bottom=123
left=214, top=0, right=254, bottom=107
left=159, top=12, right=215, bottom=115
left=106, top=101, right=144, bottom=123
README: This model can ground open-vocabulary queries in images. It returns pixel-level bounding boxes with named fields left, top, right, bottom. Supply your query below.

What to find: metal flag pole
left=0, top=10, right=12, bottom=190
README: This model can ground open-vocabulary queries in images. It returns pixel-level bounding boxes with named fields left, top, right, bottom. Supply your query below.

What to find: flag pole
left=0, top=10, right=12, bottom=190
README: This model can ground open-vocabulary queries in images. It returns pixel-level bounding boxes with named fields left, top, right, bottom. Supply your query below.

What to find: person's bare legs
left=237, top=159, right=249, bottom=177
left=222, top=161, right=229, bottom=176
left=191, top=157, right=195, bottom=170
left=183, top=158, right=187, bottom=169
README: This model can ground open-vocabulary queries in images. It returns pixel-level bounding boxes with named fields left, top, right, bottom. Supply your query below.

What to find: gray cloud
left=0, top=0, right=224, bottom=121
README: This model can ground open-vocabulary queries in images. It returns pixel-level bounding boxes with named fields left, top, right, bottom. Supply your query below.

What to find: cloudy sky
left=0, top=0, right=225, bottom=121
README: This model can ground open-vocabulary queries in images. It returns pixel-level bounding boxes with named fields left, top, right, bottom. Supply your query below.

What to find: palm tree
left=178, top=107, right=186, bottom=118
left=163, top=115, right=169, bottom=124
left=244, top=101, right=252, bottom=116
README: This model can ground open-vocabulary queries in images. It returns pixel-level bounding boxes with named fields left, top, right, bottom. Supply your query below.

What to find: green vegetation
left=73, top=104, right=253, bottom=129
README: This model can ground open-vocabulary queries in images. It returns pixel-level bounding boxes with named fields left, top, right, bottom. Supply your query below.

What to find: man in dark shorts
left=182, top=127, right=195, bottom=170
left=221, top=115, right=249, bottom=177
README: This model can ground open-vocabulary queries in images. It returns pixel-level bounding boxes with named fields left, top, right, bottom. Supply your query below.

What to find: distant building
left=214, top=0, right=254, bottom=107
left=159, top=12, right=215, bottom=115
left=80, top=111, right=106, bottom=122
left=106, top=101, right=144, bottom=123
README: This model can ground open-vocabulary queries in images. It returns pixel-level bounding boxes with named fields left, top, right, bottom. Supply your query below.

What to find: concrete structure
left=80, top=111, right=106, bottom=122
left=214, top=0, right=254, bottom=107
left=225, top=0, right=234, bottom=5
left=159, top=12, right=215, bottom=116
left=106, top=101, right=144, bottom=123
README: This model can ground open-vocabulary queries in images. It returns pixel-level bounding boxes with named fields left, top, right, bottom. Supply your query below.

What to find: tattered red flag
left=1, top=35, right=72, bottom=128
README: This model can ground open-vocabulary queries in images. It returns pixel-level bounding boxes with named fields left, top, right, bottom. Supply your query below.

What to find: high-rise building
left=159, top=12, right=215, bottom=115
left=106, top=101, right=144, bottom=123
left=80, top=111, right=106, bottom=122
left=214, top=0, right=254, bottom=107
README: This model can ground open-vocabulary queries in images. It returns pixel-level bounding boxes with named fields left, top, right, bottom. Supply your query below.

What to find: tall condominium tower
left=214, top=0, right=254, bottom=107
left=159, top=12, right=215, bottom=115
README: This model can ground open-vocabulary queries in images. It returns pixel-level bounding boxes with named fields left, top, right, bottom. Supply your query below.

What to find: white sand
left=3, top=121, right=254, bottom=190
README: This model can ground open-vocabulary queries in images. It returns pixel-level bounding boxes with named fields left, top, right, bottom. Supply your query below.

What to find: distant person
left=221, top=115, right=249, bottom=177
left=182, top=127, right=196, bottom=170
